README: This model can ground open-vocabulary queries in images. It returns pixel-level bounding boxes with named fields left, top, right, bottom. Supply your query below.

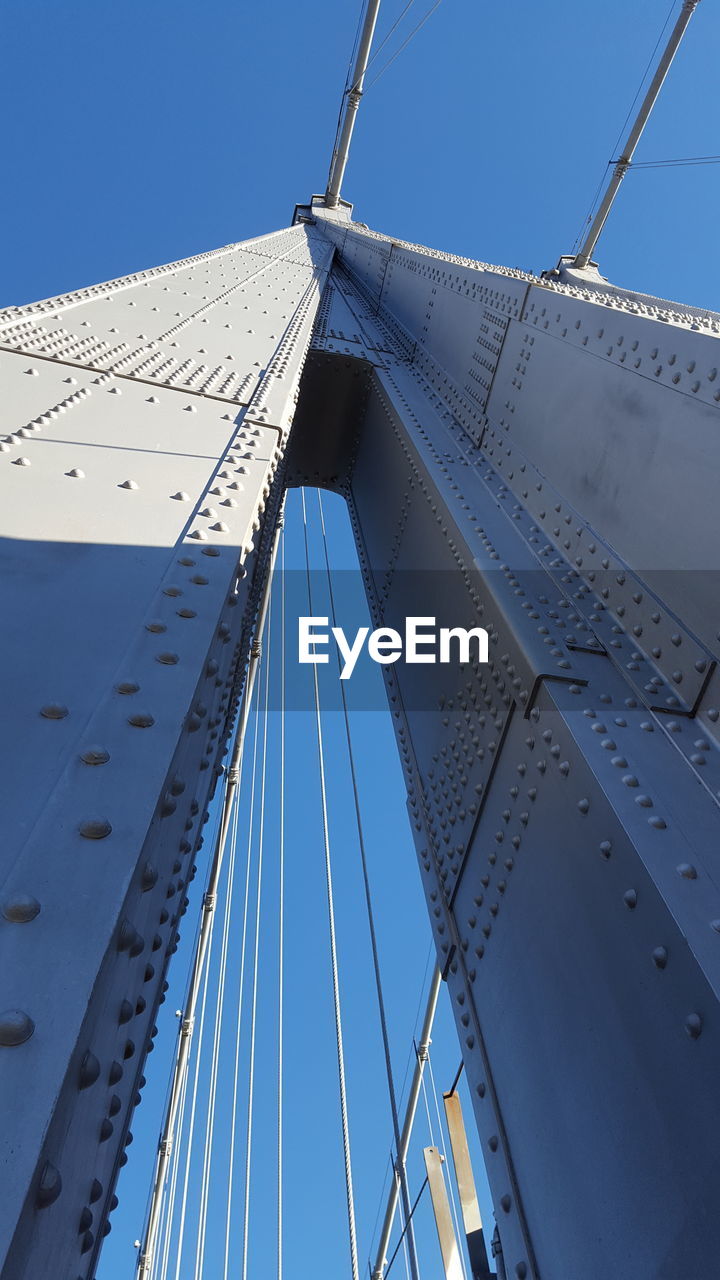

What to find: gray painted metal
left=1, top=202, right=720, bottom=1279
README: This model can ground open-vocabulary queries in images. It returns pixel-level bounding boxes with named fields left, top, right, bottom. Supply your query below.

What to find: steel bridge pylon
left=1, top=199, right=719, bottom=1279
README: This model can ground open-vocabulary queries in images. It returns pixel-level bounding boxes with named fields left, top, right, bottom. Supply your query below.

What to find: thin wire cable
left=626, top=153, right=720, bottom=169
left=171, top=899, right=218, bottom=1280
left=316, top=490, right=418, bottom=1279
left=222, top=749, right=258, bottom=1279
left=277, top=527, right=286, bottom=1280
left=135, top=796, right=225, bottom=1266
left=384, top=1178, right=429, bottom=1279
left=156, top=1023, right=192, bottom=1280
left=350, top=0, right=418, bottom=90
left=301, top=487, right=360, bottom=1280
left=241, top=595, right=273, bottom=1280
left=571, top=0, right=678, bottom=250
left=365, top=0, right=443, bottom=91
left=193, top=786, right=242, bottom=1279
left=329, top=0, right=369, bottom=182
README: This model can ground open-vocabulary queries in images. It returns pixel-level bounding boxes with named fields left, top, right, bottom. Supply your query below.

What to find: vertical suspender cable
left=222, top=688, right=263, bottom=1280
left=315, top=491, right=419, bottom=1280
left=241, top=593, right=273, bottom=1280
left=137, top=523, right=281, bottom=1279
left=171, top=894, right=220, bottom=1280
left=193, top=780, right=243, bottom=1278
left=301, top=488, right=360, bottom=1280
left=372, top=968, right=442, bottom=1277
left=277, top=524, right=286, bottom=1280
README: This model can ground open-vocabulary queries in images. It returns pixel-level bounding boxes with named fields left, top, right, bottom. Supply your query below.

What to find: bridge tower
left=1, top=189, right=720, bottom=1279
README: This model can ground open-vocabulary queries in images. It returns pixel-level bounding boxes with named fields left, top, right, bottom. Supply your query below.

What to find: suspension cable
left=194, top=780, right=243, bottom=1277
left=136, top=521, right=279, bottom=1278
left=301, top=487, right=360, bottom=1280
left=222, top=707, right=261, bottom=1280
left=241, top=593, right=273, bottom=1280
left=365, top=0, right=443, bottom=91
left=350, top=0, right=417, bottom=91
left=571, top=0, right=678, bottom=251
left=384, top=1177, right=429, bottom=1280
left=171, top=901, right=217, bottom=1280
left=277, top=524, right=286, bottom=1280
left=315, top=490, right=419, bottom=1280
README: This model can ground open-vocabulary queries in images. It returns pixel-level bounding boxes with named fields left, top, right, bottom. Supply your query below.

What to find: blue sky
left=3, top=0, right=720, bottom=312
left=3, top=2, right=717, bottom=1276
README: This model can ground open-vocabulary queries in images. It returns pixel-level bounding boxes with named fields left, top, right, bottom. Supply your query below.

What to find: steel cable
left=241, top=593, right=273, bottom=1280
left=316, top=490, right=419, bottom=1280
left=277, top=526, right=286, bottom=1280
left=222, top=695, right=262, bottom=1280
left=301, top=487, right=360, bottom=1280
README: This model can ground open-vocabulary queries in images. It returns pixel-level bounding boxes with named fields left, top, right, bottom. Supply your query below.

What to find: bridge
left=1, top=2, right=718, bottom=1278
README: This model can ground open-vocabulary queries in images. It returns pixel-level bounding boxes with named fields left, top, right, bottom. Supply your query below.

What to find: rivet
left=119, top=480, right=138, bottom=490
left=2, top=894, right=40, bottom=923
left=12, top=457, right=31, bottom=466
left=685, top=1013, right=703, bottom=1039
left=79, top=818, right=112, bottom=840
left=80, top=746, right=110, bottom=765
left=36, top=1161, right=62, bottom=1208
left=108, top=1061, right=123, bottom=1085
left=0, top=1010, right=35, bottom=1046
left=141, top=863, right=158, bottom=891
left=128, top=713, right=155, bottom=728
left=145, top=621, right=166, bottom=634
left=66, top=468, right=85, bottom=479
left=79, top=1051, right=101, bottom=1089
left=118, top=1000, right=133, bottom=1025
left=40, top=703, right=69, bottom=720
left=623, top=889, right=637, bottom=909
left=116, top=681, right=140, bottom=695
left=171, top=491, right=190, bottom=501
left=156, top=652, right=179, bottom=665
left=652, top=947, right=668, bottom=969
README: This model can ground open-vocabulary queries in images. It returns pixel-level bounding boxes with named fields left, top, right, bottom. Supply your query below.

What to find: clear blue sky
left=3, top=0, right=720, bottom=312
left=3, top=2, right=718, bottom=1276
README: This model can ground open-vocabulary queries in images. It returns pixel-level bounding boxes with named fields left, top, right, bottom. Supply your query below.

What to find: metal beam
left=423, top=1146, right=465, bottom=1280
left=443, top=1090, right=493, bottom=1280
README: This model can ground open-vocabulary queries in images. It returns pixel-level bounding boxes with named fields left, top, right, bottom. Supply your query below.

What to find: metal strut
left=325, top=0, right=383, bottom=208
left=573, top=0, right=701, bottom=269
left=135, top=524, right=282, bottom=1279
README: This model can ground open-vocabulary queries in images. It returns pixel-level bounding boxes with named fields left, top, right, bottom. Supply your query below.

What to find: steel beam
left=2, top=202, right=720, bottom=1280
